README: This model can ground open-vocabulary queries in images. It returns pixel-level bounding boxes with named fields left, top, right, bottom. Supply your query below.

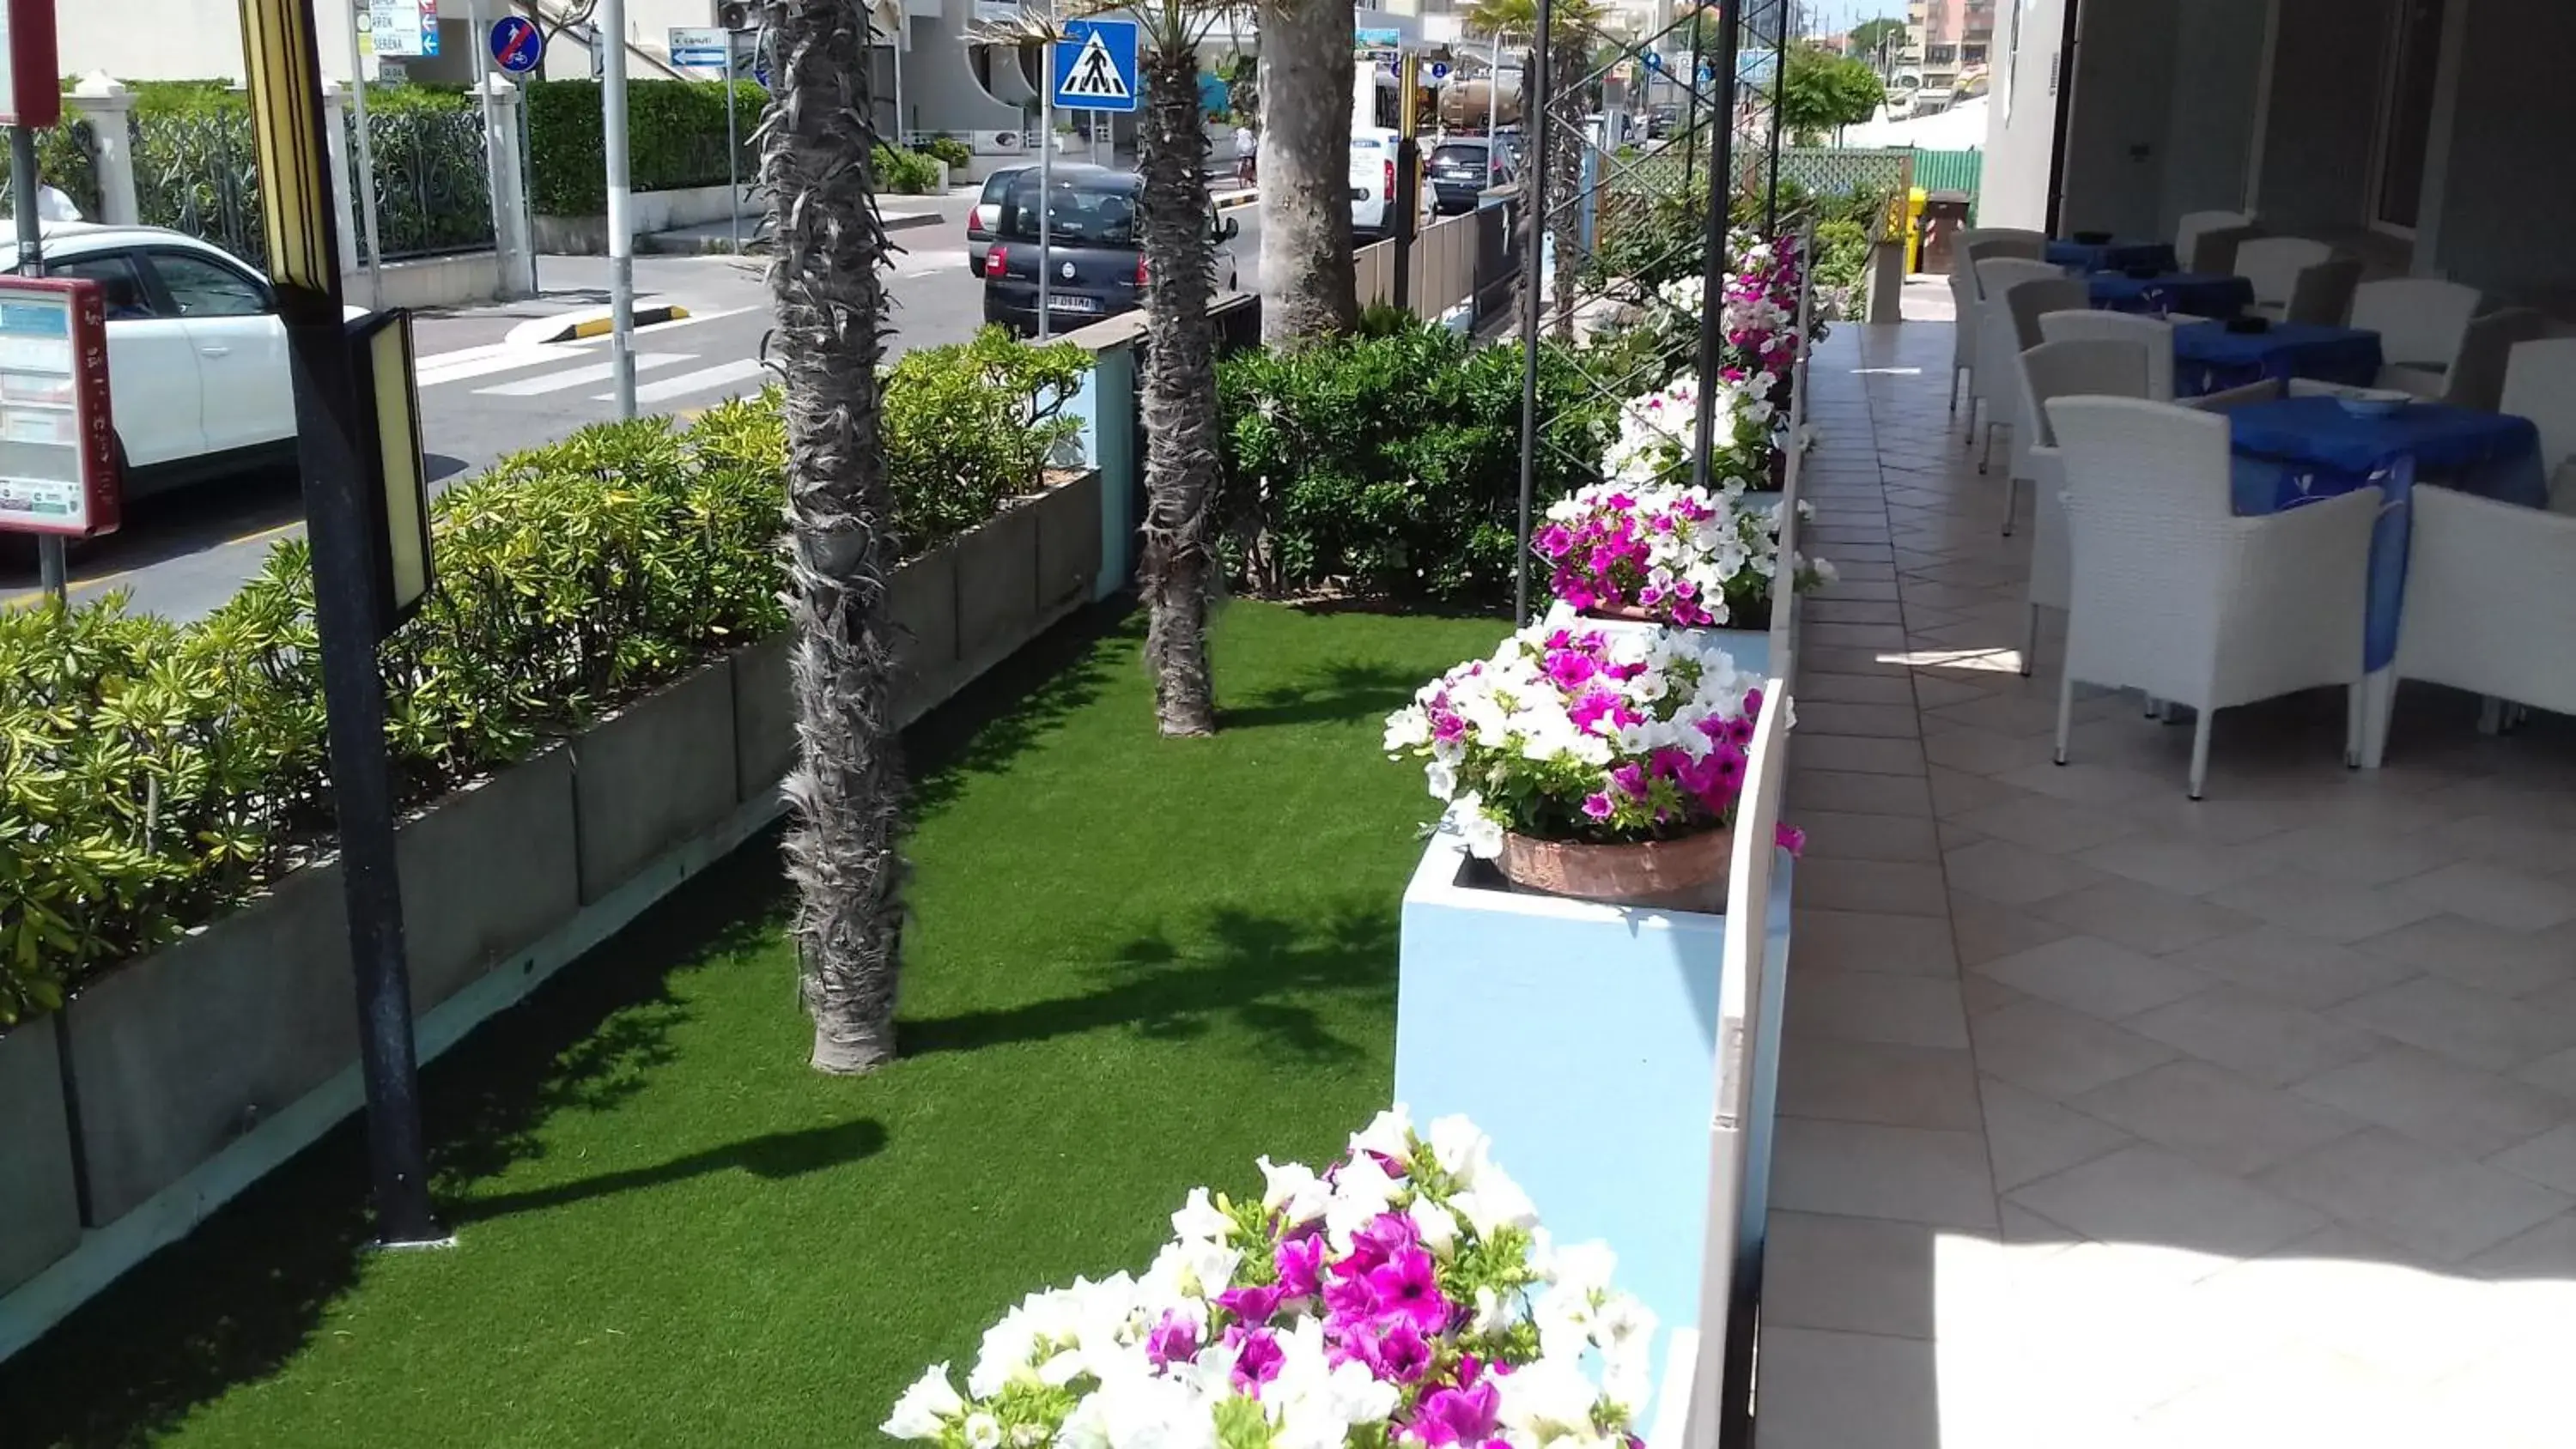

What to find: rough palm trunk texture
left=1257, top=0, right=1359, bottom=345
left=761, top=0, right=906, bottom=1074
left=1139, top=42, right=1221, bottom=737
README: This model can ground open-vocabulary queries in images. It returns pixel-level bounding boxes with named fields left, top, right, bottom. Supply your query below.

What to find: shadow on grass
left=1217, top=658, right=1425, bottom=732
left=904, top=902, right=1394, bottom=1064
left=0, top=846, right=794, bottom=1449
left=903, top=597, right=1133, bottom=818
left=449, top=1118, right=888, bottom=1225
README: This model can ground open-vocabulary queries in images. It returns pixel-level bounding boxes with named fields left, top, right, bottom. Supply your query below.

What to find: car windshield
left=1431, top=144, right=1487, bottom=169
left=997, top=176, right=1137, bottom=246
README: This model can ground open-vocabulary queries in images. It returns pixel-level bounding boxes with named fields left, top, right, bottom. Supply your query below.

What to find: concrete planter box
left=732, top=634, right=798, bottom=803
left=0, top=1024, right=82, bottom=1295
left=572, top=658, right=741, bottom=903
left=890, top=542, right=964, bottom=725
left=953, top=498, right=1044, bottom=674
left=1030, top=473, right=1105, bottom=614
left=61, top=862, right=355, bottom=1226
left=399, top=750, right=581, bottom=1014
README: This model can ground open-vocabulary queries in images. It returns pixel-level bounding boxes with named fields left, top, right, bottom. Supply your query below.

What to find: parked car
left=1351, top=126, right=1410, bottom=242
left=1427, top=138, right=1510, bottom=215
left=980, top=170, right=1241, bottom=336
left=12, top=223, right=358, bottom=498
left=967, top=161, right=1107, bottom=275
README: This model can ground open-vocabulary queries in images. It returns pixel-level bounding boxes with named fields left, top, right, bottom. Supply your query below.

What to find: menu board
left=0, top=278, right=118, bottom=537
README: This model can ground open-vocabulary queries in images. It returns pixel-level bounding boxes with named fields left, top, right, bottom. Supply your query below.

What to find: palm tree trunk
left=1257, top=0, right=1359, bottom=346
left=1546, top=36, right=1584, bottom=339
left=761, top=0, right=907, bottom=1075
left=1138, top=42, right=1220, bottom=737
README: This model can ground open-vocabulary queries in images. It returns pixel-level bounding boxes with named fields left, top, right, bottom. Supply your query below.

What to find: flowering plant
left=1382, top=623, right=1802, bottom=859
left=883, top=1109, right=1661, bottom=1449
left=1535, top=482, right=1837, bottom=629
left=1598, top=373, right=1775, bottom=498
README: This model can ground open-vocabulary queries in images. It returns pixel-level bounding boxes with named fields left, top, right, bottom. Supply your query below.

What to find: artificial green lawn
left=0, top=601, right=1506, bottom=1449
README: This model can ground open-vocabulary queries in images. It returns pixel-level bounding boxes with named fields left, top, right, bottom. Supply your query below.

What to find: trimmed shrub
left=0, top=331, right=1090, bottom=1026
left=918, top=134, right=974, bottom=170
left=873, top=145, right=943, bottom=197
left=526, top=78, right=764, bottom=215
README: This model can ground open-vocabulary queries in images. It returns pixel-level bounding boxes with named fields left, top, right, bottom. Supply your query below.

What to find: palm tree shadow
left=902, top=901, right=1395, bottom=1063
left=1217, top=658, right=1427, bottom=731
left=904, top=598, right=1133, bottom=817
left=448, top=1118, right=888, bottom=1225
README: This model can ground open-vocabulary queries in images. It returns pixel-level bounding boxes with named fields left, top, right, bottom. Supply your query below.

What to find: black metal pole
left=1762, top=2, right=1789, bottom=233
left=1681, top=8, right=1707, bottom=194
left=1688, top=0, right=1743, bottom=494
left=1512, top=0, right=1557, bottom=628
left=239, top=0, right=440, bottom=1248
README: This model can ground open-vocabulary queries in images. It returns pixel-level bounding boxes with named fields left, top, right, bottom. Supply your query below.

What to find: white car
left=1351, top=126, right=1406, bottom=241
left=13, top=223, right=340, bottom=499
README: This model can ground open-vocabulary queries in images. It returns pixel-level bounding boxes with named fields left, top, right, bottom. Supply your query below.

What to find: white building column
left=484, top=76, right=535, bottom=299
left=319, top=82, right=364, bottom=278
left=67, top=73, right=140, bottom=226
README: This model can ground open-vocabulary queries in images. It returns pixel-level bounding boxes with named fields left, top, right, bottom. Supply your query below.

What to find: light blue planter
left=1394, top=829, right=1795, bottom=1394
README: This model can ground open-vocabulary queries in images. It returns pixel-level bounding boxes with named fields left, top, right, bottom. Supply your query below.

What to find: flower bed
left=884, top=1110, right=1664, bottom=1449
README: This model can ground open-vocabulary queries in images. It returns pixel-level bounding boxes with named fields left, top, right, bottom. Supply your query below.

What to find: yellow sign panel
left=237, top=0, right=335, bottom=296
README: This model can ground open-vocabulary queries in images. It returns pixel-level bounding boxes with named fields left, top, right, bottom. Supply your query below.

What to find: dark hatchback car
left=1428, top=139, right=1510, bottom=215
left=981, top=170, right=1241, bottom=336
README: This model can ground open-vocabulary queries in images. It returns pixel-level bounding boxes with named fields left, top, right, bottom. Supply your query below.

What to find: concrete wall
left=2059, top=0, right=2178, bottom=240
left=2251, top=0, right=2394, bottom=233
left=2153, top=0, right=2266, bottom=239
left=2427, top=0, right=2576, bottom=309
left=913, top=0, right=1027, bottom=143
left=1979, top=0, right=2070, bottom=232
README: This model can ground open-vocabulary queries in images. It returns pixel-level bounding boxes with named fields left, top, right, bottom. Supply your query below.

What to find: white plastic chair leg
left=2054, top=670, right=2076, bottom=766
left=2001, top=473, right=2020, bottom=536
left=2345, top=683, right=2363, bottom=767
left=2359, top=670, right=2397, bottom=770
left=1980, top=421, right=1999, bottom=474
left=1950, top=364, right=1964, bottom=413
left=2021, top=603, right=2039, bottom=677
left=2188, top=707, right=2215, bottom=800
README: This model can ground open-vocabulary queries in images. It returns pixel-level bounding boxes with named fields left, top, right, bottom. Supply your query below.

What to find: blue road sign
left=1643, top=52, right=1664, bottom=71
left=489, top=15, right=544, bottom=75
left=1053, top=18, right=1139, bottom=114
left=1426, top=60, right=1450, bottom=82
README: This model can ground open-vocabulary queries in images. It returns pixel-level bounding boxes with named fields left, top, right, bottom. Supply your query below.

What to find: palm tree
left=1257, top=0, right=1360, bottom=346
left=980, top=4, right=1223, bottom=736
left=759, top=0, right=908, bottom=1075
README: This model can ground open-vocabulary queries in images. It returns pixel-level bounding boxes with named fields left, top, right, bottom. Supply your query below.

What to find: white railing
left=1765, top=222, right=1820, bottom=675
left=1352, top=212, right=1482, bottom=320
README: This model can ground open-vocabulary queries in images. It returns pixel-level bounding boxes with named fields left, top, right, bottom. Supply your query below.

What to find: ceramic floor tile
left=2166, top=926, right=2423, bottom=1012
left=1970, top=997, right=2178, bottom=1100
left=1974, top=934, right=2216, bottom=1022
left=1922, top=727, right=2062, bottom=778
left=2462, top=1211, right=2576, bottom=1279
left=2235, top=824, right=2464, bottom=888
left=1942, top=838, right=2109, bottom=908
left=1794, top=670, right=1918, bottom=706
left=1760, top=1211, right=1953, bottom=1339
left=1797, top=701, right=1924, bottom=740
left=1749, top=1328, right=1942, bottom=1449
left=1796, top=810, right=1944, bottom=864
left=2208, top=868, right=2447, bottom=945
left=1990, top=760, right=2172, bottom=810
left=2330, top=976, right=2576, bottom=1073
left=1768, top=1117, right=1998, bottom=1231
left=2512, top=1046, right=2576, bottom=1099
left=1790, top=908, right=1959, bottom=978
left=1979, top=1073, right=2134, bottom=1191
left=1947, top=891, right=2073, bottom=967
left=2008, top=1143, right=2327, bottom=1266
left=1925, top=764, right=2017, bottom=819
left=1780, top=1040, right=1985, bottom=1131
left=2258, top=1128, right=2572, bottom=1264
left=2294, top=1046, right=2576, bottom=1160
left=1787, top=768, right=1935, bottom=817
left=2396, top=861, right=2576, bottom=935
left=2032, top=878, right=2263, bottom=957
left=2353, top=914, right=2576, bottom=1000
left=2071, top=1059, right=2365, bottom=1177
left=1949, top=791, right=2140, bottom=854
left=2486, top=1124, right=2576, bottom=1196
left=2123, top=986, right=2388, bottom=1088
left=1794, top=734, right=1929, bottom=779
left=1795, top=858, right=1953, bottom=918
left=1787, top=969, right=1971, bottom=1050
left=2073, top=835, right=2273, bottom=899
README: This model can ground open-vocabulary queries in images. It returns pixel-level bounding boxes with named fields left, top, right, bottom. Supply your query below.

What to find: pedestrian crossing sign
left=1053, top=18, right=1139, bottom=113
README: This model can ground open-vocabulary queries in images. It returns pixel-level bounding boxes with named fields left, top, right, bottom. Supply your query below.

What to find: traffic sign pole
left=724, top=39, right=740, bottom=257
left=346, top=3, right=384, bottom=309
left=603, top=0, right=637, bottom=419
left=1037, top=38, right=1052, bottom=340
left=13, top=124, right=64, bottom=606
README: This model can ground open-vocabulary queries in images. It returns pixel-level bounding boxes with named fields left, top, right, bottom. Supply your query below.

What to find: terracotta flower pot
left=1497, top=828, right=1733, bottom=911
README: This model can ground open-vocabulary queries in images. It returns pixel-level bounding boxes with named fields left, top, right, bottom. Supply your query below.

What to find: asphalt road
left=3, top=191, right=1263, bottom=622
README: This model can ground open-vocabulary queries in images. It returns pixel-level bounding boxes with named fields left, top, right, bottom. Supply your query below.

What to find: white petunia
left=1407, top=1196, right=1461, bottom=1258
left=965, top=1412, right=1005, bottom=1449
left=1425, top=759, right=1457, bottom=800
left=1451, top=1162, right=1539, bottom=1238
left=882, top=1363, right=966, bottom=1440
left=1257, top=1155, right=1329, bottom=1226
left=1427, top=1114, right=1491, bottom=1182
left=1169, top=1186, right=1235, bottom=1245
left=1323, top=1151, right=1405, bottom=1248
left=1456, top=797, right=1506, bottom=859
left=1495, top=1356, right=1603, bottom=1440
left=1350, top=1104, right=1414, bottom=1162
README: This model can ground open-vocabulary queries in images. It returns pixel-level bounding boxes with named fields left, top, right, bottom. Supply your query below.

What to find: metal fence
left=131, top=100, right=495, bottom=271
left=1778, top=146, right=1913, bottom=198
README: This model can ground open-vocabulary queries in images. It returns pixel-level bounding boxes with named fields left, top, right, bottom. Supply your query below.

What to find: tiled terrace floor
left=1755, top=289, right=2576, bottom=1447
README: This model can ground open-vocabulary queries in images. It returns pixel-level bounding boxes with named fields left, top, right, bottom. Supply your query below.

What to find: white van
left=1350, top=126, right=1403, bottom=241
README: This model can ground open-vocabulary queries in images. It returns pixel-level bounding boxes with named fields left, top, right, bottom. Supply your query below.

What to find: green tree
left=1779, top=41, right=1884, bottom=142
left=1468, top=0, right=1606, bottom=336
left=757, top=0, right=907, bottom=1073
left=1849, top=15, right=1908, bottom=66
left=1258, top=0, right=1362, bottom=347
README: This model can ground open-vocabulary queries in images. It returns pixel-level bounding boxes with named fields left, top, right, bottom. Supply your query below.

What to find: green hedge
left=1216, top=320, right=1619, bottom=605
left=0, top=329, right=1087, bottom=1026
left=526, top=78, right=765, bottom=215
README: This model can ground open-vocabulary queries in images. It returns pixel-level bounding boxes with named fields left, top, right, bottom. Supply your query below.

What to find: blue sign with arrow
left=489, top=15, right=544, bottom=76
left=1053, top=18, right=1139, bottom=114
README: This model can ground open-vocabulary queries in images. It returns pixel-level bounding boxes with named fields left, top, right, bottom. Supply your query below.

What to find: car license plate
left=1048, top=294, right=1101, bottom=313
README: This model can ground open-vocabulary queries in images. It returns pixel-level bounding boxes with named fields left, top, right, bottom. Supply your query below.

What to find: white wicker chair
left=2349, top=278, right=2483, bottom=394
left=2187, top=378, right=2286, bottom=412
left=2186, top=223, right=2267, bottom=276
left=2037, top=309, right=2175, bottom=401
left=2043, top=397, right=2380, bottom=797
left=1962, top=227, right=2048, bottom=264
left=2174, top=210, right=2252, bottom=270
left=2284, top=257, right=2363, bottom=327
left=2435, top=307, right=2548, bottom=412
left=2234, top=237, right=2336, bottom=318
left=1973, top=258, right=2073, bottom=467
left=1950, top=233, right=2052, bottom=418
left=2500, top=338, right=2576, bottom=515
left=2015, top=340, right=2153, bottom=675
left=2378, top=488, right=2576, bottom=762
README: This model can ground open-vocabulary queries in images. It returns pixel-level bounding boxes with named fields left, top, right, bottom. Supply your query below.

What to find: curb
left=520, top=304, right=690, bottom=345
left=1213, top=190, right=1259, bottom=212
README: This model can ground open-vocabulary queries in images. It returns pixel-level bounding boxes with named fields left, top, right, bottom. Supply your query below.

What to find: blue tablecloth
left=2050, top=239, right=2178, bottom=274
left=2087, top=271, right=2256, bottom=318
left=2229, top=397, right=2549, bottom=671
left=2174, top=322, right=2386, bottom=397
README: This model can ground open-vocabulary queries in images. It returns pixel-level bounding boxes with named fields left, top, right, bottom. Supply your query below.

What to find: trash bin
left=1917, top=190, right=1973, bottom=276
